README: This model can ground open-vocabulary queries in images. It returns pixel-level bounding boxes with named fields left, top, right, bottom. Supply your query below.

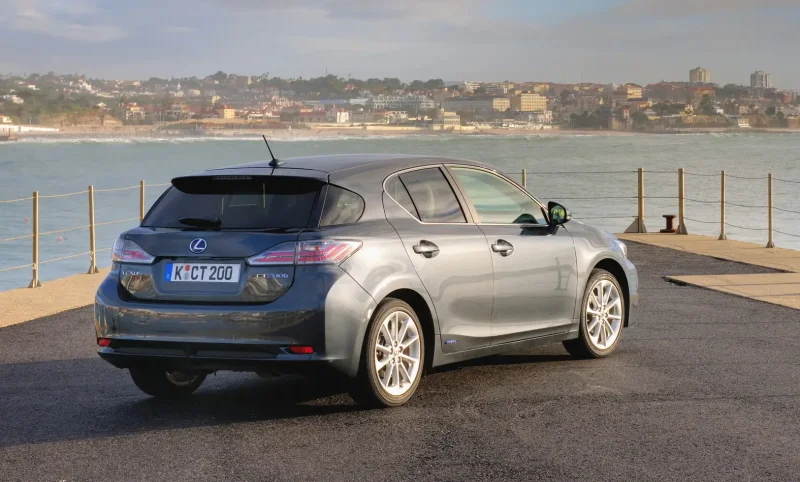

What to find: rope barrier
left=773, top=177, right=800, bottom=185
left=684, top=171, right=719, bottom=177
left=94, top=217, right=140, bottom=227
left=94, top=185, right=139, bottom=193
left=725, top=222, right=767, bottom=231
left=725, top=174, right=768, bottom=180
left=724, top=201, right=768, bottom=209
left=544, top=197, right=638, bottom=200
left=39, top=251, right=92, bottom=265
left=685, top=197, right=719, bottom=204
left=148, top=183, right=171, bottom=187
left=644, top=196, right=679, bottom=199
left=517, top=171, right=637, bottom=175
left=0, top=233, right=34, bottom=243
left=684, top=216, right=719, bottom=225
left=574, top=215, right=634, bottom=219
left=0, top=262, right=33, bottom=273
left=774, top=229, right=800, bottom=238
left=39, top=190, right=89, bottom=199
left=0, top=196, right=33, bottom=204
left=773, top=206, right=800, bottom=215
left=39, top=224, right=90, bottom=237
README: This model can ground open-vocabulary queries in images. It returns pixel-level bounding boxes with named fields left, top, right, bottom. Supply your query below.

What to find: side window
left=320, top=185, right=365, bottom=226
left=385, top=176, right=420, bottom=219
left=450, top=168, right=546, bottom=225
left=398, top=168, right=466, bottom=223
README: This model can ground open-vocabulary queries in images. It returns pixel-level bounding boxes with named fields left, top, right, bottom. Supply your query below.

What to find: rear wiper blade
left=178, top=216, right=221, bottom=228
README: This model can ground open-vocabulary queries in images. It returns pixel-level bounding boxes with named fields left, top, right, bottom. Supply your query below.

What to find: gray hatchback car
left=95, top=154, right=638, bottom=407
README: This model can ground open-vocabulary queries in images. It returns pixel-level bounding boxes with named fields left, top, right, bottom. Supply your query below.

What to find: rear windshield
left=143, top=176, right=322, bottom=229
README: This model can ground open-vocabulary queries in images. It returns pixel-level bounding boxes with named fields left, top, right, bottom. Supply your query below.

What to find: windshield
left=143, top=176, right=322, bottom=229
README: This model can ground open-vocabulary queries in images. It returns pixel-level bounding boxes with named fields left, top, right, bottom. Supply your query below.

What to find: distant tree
left=408, top=80, right=425, bottom=91
left=632, top=112, right=650, bottom=125
left=473, top=87, right=487, bottom=95
left=699, top=94, right=716, bottom=116
left=424, top=79, right=445, bottom=90
left=766, top=106, right=777, bottom=116
left=210, top=71, right=228, bottom=82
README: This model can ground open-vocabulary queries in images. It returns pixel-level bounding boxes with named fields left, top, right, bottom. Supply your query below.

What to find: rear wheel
left=350, top=298, right=425, bottom=408
left=129, top=367, right=206, bottom=398
left=563, top=269, right=625, bottom=359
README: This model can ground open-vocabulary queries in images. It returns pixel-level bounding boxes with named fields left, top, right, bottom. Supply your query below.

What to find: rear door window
left=143, top=176, right=322, bottom=229
left=320, top=185, right=365, bottom=226
left=398, top=168, right=466, bottom=223
left=385, top=176, right=420, bottom=219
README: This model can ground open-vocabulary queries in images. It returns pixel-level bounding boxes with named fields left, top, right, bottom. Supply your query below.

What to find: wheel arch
left=592, top=258, right=631, bottom=327
left=379, top=288, right=436, bottom=371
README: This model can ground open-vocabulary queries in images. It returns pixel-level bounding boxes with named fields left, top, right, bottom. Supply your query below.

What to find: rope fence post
left=28, top=191, right=41, bottom=288
left=719, top=170, right=727, bottom=240
left=139, top=180, right=146, bottom=222
left=521, top=169, right=527, bottom=188
left=766, top=173, right=775, bottom=248
left=677, top=168, right=688, bottom=235
left=87, top=185, right=98, bottom=274
left=625, top=168, right=647, bottom=233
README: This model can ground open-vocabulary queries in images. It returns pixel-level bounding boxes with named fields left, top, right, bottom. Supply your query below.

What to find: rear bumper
left=94, top=265, right=376, bottom=377
left=98, top=340, right=332, bottom=374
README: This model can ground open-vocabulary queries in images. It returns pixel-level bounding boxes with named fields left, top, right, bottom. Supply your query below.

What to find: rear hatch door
left=121, top=174, right=325, bottom=303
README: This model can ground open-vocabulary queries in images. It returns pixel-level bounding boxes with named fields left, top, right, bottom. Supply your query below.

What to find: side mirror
left=548, top=202, right=571, bottom=226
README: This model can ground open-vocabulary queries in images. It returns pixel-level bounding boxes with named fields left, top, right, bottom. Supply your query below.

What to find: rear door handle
left=413, top=240, right=440, bottom=258
left=491, top=239, right=514, bottom=257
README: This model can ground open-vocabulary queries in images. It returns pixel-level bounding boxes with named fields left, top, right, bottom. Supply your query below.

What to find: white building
left=367, top=95, right=435, bottom=111
left=326, top=109, right=350, bottom=123
left=484, top=83, right=509, bottom=95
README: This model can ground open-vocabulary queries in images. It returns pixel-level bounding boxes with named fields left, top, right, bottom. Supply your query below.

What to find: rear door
left=446, top=166, right=578, bottom=344
left=121, top=175, right=324, bottom=303
left=384, top=167, right=494, bottom=353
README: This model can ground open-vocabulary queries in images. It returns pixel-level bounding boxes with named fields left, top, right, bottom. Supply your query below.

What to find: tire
left=350, top=298, right=425, bottom=408
left=129, top=367, right=206, bottom=398
left=563, top=269, right=625, bottom=359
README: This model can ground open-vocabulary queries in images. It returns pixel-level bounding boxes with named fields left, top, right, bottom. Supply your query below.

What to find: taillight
left=112, top=238, right=155, bottom=264
left=247, top=240, right=361, bottom=266
left=246, top=242, right=296, bottom=265
left=296, top=240, right=361, bottom=264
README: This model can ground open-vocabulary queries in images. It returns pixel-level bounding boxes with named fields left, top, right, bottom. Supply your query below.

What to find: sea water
left=1, top=132, right=799, bottom=291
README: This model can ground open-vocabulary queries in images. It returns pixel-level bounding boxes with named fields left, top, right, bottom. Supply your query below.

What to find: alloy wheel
left=585, top=279, right=622, bottom=350
left=374, top=310, right=421, bottom=396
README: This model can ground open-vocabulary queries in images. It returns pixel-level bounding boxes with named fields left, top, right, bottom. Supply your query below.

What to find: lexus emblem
left=189, top=238, right=207, bottom=254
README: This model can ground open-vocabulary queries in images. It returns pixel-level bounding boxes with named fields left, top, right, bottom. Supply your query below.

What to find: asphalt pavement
left=1, top=242, right=799, bottom=482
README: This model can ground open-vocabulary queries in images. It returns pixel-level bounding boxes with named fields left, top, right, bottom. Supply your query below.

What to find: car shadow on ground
left=0, top=349, right=571, bottom=448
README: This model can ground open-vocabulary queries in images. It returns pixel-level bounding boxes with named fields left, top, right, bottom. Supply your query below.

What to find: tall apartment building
left=690, top=67, right=711, bottom=83
left=751, top=71, right=773, bottom=89
left=511, top=93, right=548, bottom=112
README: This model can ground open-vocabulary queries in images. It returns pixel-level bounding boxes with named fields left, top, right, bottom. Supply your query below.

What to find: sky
left=1, top=0, right=799, bottom=88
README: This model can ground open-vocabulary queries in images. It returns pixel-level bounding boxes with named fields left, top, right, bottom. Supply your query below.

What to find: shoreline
left=10, top=125, right=800, bottom=141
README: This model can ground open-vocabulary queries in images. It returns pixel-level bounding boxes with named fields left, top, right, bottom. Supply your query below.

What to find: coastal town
left=1, top=67, right=799, bottom=136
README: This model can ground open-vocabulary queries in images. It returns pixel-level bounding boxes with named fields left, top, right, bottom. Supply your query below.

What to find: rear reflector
left=247, top=240, right=361, bottom=266
left=287, top=346, right=314, bottom=355
left=97, top=338, right=111, bottom=347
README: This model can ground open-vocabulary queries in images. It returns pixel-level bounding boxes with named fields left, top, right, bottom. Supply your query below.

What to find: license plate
left=164, top=263, right=241, bottom=283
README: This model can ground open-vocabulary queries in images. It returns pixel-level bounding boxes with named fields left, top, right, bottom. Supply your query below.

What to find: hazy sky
left=2, top=0, right=799, bottom=87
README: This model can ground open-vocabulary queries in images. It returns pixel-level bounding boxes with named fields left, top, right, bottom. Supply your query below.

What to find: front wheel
left=350, top=298, right=425, bottom=408
left=129, top=367, right=206, bottom=398
left=563, top=269, right=625, bottom=359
